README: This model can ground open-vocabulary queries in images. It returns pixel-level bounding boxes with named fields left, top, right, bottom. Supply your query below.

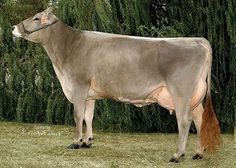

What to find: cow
left=12, top=8, right=221, bottom=162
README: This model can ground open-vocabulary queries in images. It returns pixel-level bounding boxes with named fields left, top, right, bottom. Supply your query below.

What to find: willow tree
left=0, top=0, right=51, bottom=123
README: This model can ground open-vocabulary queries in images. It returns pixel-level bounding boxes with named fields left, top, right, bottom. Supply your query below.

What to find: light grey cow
left=12, top=8, right=221, bottom=162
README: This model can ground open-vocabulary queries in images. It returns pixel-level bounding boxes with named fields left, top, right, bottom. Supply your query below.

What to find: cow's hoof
left=169, top=157, right=179, bottom=163
left=169, top=154, right=185, bottom=163
left=81, top=142, right=92, bottom=148
left=81, top=137, right=93, bottom=148
left=192, top=153, right=203, bottom=160
left=67, top=143, right=80, bottom=149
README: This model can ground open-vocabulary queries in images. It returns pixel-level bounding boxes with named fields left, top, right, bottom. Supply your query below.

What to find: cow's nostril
left=11, top=26, right=15, bottom=31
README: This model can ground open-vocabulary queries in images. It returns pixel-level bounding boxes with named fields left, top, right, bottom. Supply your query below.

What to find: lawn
left=0, top=121, right=235, bottom=168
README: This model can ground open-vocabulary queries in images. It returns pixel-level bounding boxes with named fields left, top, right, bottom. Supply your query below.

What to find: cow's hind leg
left=192, top=103, right=204, bottom=160
left=81, top=100, right=95, bottom=148
left=68, top=100, right=86, bottom=149
left=170, top=100, right=192, bottom=163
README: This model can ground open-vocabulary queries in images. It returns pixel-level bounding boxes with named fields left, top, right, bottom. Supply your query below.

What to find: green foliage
left=0, top=0, right=235, bottom=132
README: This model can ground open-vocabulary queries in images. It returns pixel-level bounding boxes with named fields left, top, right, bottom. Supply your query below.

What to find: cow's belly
left=88, top=78, right=206, bottom=112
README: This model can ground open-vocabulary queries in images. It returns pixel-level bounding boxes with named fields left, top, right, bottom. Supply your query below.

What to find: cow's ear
left=40, top=14, right=50, bottom=25
left=41, top=7, right=56, bottom=25
left=45, top=7, right=53, bottom=15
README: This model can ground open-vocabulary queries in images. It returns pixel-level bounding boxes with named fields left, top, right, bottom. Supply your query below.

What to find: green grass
left=0, top=121, right=235, bottom=168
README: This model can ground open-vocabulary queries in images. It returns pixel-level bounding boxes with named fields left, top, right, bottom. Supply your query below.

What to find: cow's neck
left=42, top=21, right=80, bottom=69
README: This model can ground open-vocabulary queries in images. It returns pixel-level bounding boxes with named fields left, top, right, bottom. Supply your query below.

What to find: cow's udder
left=146, top=78, right=207, bottom=111
left=130, top=78, right=206, bottom=112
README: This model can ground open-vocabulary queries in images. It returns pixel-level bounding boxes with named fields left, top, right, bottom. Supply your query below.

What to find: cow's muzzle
left=11, top=26, right=15, bottom=31
left=12, top=25, right=23, bottom=38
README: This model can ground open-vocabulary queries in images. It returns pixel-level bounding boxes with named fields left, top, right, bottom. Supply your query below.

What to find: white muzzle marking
left=12, top=26, right=22, bottom=38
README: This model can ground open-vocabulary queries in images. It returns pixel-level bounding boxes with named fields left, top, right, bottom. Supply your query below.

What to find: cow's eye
left=33, top=18, right=40, bottom=21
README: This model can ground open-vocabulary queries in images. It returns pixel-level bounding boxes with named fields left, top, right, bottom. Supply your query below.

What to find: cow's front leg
left=170, top=102, right=192, bottom=163
left=68, top=99, right=86, bottom=149
left=81, top=99, right=95, bottom=148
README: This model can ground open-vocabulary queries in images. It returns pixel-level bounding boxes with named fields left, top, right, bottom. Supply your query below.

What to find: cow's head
left=12, top=7, right=59, bottom=43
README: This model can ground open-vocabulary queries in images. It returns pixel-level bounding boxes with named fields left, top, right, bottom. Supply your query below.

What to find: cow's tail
left=200, top=45, right=222, bottom=152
